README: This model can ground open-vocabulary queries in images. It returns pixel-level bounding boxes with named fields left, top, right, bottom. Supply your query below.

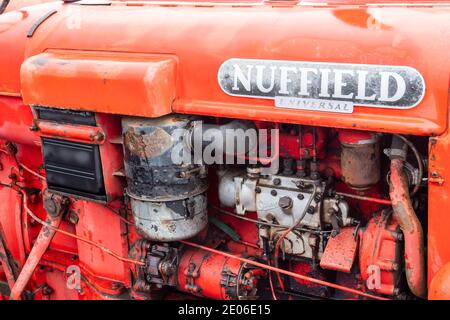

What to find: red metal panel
left=17, top=3, right=450, bottom=136
left=320, top=227, right=358, bottom=273
left=21, top=51, right=177, bottom=118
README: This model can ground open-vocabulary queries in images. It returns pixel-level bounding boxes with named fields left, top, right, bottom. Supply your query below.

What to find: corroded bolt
left=43, top=191, right=69, bottom=217
left=42, top=284, right=53, bottom=296
left=94, top=132, right=105, bottom=142
left=68, top=211, right=79, bottom=225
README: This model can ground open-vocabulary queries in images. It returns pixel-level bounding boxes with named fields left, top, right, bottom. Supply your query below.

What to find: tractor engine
left=110, top=114, right=424, bottom=300
left=0, top=107, right=429, bottom=301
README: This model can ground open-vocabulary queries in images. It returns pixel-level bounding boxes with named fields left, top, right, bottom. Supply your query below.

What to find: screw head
left=295, top=181, right=305, bottom=189
left=278, top=196, right=293, bottom=210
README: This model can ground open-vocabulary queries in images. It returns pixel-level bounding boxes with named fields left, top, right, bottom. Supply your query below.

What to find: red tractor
left=0, top=0, right=449, bottom=300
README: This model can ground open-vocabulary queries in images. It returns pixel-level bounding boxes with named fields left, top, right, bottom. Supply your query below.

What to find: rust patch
left=320, top=227, right=358, bottom=273
left=124, top=127, right=172, bottom=158
left=142, top=128, right=172, bottom=158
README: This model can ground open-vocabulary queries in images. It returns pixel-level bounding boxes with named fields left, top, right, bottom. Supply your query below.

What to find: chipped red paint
left=320, top=227, right=358, bottom=273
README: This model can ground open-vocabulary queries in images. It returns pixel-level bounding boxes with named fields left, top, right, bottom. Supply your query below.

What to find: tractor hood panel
left=2, top=2, right=450, bottom=135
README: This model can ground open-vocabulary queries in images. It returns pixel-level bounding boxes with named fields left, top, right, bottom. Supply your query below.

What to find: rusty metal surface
left=130, top=195, right=208, bottom=242
left=320, top=227, right=358, bottom=273
left=339, top=130, right=380, bottom=190
left=389, top=159, right=426, bottom=298
left=177, top=247, right=261, bottom=300
left=0, top=218, right=17, bottom=290
left=9, top=212, right=63, bottom=299
left=35, top=120, right=105, bottom=144
left=9, top=192, right=68, bottom=300
left=359, top=211, right=403, bottom=296
left=21, top=51, right=177, bottom=118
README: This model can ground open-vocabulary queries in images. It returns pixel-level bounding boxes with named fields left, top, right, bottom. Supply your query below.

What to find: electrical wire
left=20, top=190, right=144, bottom=266
left=0, top=148, right=45, bottom=181
left=267, top=260, right=278, bottom=300
left=103, top=204, right=134, bottom=226
left=19, top=163, right=45, bottom=181
left=211, top=205, right=332, bottom=235
left=273, top=183, right=317, bottom=290
left=336, top=192, right=392, bottom=205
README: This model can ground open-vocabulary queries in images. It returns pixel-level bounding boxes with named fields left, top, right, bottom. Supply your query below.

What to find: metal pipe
left=0, top=219, right=17, bottom=290
left=336, top=192, right=392, bottom=205
left=189, top=119, right=256, bottom=156
left=190, top=120, right=281, bottom=165
left=0, top=1, right=9, bottom=14
left=35, top=120, right=105, bottom=144
left=393, top=134, right=423, bottom=196
left=9, top=212, right=62, bottom=300
left=389, top=158, right=426, bottom=298
left=21, top=191, right=144, bottom=267
left=14, top=192, right=26, bottom=266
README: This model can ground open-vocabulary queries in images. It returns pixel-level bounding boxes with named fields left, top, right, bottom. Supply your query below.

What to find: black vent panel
left=35, top=107, right=96, bottom=126
left=42, top=137, right=106, bottom=201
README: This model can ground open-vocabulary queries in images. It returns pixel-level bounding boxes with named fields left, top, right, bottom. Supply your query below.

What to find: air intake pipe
left=388, top=135, right=426, bottom=298
left=187, top=119, right=257, bottom=158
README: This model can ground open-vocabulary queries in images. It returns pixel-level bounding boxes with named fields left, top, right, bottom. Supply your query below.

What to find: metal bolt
left=68, top=211, right=79, bottom=225
left=295, top=181, right=305, bottom=189
left=278, top=196, right=293, bottom=210
left=270, top=190, right=277, bottom=196
left=42, top=284, right=53, bottom=296
left=391, top=231, right=403, bottom=241
left=310, top=172, right=320, bottom=180
left=255, top=187, right=261, bottom=193
left=273, top=178, right=281, bottom=186
left=94, top=132, right=105, bottom=142
left=306, top=206, right=315, bottom=215
left=297, top=193, right=304, bottom=200
left=111, top=282, right=122, bottom=290
left=43, top=198, right=57, bottom=216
